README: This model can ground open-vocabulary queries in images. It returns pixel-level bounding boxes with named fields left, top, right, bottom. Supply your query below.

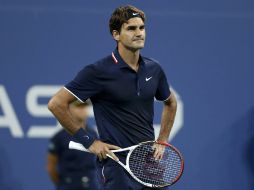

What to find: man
left=46, top=100, right=99, bottom=190
left=48, top=5, right=177, bottom=190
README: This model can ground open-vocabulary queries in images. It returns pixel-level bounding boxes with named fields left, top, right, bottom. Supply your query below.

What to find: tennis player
left=48, top=5, right=177, bottom=190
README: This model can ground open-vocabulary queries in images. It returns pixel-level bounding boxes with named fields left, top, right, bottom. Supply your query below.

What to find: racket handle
left=69, top=141, right=120, bottom=161
left=69, top=141, right=119, bottom=162
left=69, top=141, right=90, bottom=152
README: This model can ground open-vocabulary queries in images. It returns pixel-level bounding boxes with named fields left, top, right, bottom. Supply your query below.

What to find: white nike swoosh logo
left=83, top=135, right=90, bottom=140
left=132, top=13, right=139, bottom=16
left=146, top=77, right=152, bottom=81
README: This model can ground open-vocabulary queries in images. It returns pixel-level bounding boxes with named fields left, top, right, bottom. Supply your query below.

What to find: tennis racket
left=69, top=140, right=184, bottom=188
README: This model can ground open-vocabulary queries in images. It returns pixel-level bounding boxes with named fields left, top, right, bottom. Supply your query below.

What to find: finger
left=158, top=153, right=163, bottom=160
left=102, top=151, right=108, bottom=159
left=107, top=144, right=121, bottom=150
left=153, top=145, right=164, bottom=160
left=157, top=146, right=165, bottom=160
left=153, top=148, right=160, bottom=160
left=107, top=151, right=119, bottom=162
left=156, top=152, right=163, bottom=160
left=153, top=144, right=159, bottom=156
left=152, top=144, right=157, bottom=151
left=98, top=154, right=103, bottom=162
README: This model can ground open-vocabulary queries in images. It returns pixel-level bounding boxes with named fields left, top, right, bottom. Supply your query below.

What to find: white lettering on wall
left=0, top=85, right=24, bottom=137
left=26, top=85, right=62, bottom=138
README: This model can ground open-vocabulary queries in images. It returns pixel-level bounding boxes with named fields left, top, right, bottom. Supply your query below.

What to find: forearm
left=157, top=93, right=177, bottom=142
left=48, top=89, right=96, bottom=148
left=48, top=169, right=59, bottom=185
left=47, top=154, right=59, bottom=185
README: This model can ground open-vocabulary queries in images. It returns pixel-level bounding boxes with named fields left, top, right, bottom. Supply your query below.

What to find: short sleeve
left=155, top=67, right=171, bottom=101
left=48, top=134, right=61, bottom=155
left=64, top=64, right=102, bottom=102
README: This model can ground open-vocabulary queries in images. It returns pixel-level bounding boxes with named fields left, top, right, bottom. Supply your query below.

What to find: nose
left=135, top=29, right=142, bottom=37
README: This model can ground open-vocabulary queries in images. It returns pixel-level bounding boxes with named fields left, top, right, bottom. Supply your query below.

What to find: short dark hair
left=109, top=5, right=146, bottom=35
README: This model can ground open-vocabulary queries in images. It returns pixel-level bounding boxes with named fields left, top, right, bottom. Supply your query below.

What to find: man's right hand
left=88, top=140, right=120, bottom=161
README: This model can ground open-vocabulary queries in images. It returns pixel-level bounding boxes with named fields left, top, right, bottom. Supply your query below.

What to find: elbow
left=48, top=95, right=69, bottom=119
left=48, top=97, right=61, bottom=114
left=48, top=98, right=55, bottom=113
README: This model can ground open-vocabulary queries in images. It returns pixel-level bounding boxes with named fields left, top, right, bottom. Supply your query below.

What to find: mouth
left=133, top=39, right=144, bottom=42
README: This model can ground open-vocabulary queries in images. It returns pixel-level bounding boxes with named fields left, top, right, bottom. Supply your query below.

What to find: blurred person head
left=69, top=99, right=91, bottom=123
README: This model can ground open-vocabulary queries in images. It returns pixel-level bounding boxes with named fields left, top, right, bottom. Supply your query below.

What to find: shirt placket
left=136, top=65, right=143, bottom=96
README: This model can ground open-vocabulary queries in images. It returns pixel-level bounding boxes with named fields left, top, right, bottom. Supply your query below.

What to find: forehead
left=122, top=17, right=144, bottom=28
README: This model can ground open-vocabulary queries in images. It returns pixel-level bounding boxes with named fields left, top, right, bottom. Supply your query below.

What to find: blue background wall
left=1, top=0, right=254, bottom=189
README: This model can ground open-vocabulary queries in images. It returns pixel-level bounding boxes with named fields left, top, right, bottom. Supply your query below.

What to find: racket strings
left=129, top=142, right=182, bottom=187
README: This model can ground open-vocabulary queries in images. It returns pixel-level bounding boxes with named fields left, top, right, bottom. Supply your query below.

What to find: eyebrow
left=126, top=24, right=145, bottom=29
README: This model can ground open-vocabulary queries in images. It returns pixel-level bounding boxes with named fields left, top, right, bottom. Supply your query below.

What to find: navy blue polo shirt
left=65, top=49, right=171, bottom=148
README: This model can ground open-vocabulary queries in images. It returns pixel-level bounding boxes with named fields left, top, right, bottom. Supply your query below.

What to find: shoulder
left=87, top=54, right=114, bottom=71
left=142, top=56, right=164, bottom=73
left=142, top=56, right=159, bottom=64
left=48, top=130, right=65, bottom=152
left=51, top=129, right=68, bottom=141
left=78, top=54, right=114, bottom=77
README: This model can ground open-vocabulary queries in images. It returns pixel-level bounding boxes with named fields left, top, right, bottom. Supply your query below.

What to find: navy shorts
left=96, top=157, right=170, bottom=190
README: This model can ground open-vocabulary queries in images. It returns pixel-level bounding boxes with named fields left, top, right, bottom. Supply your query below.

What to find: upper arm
left=48, top=87, right=77, bottom=110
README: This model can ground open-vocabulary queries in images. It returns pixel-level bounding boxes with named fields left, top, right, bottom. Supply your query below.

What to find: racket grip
left=69, top=141, right=90, bottom=152
left=69, top=141, right=121, bottom=162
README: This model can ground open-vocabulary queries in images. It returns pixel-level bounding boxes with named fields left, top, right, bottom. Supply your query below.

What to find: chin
left=129, top=47, right=144, bottom=52
left=124, top=43, right=145, bottom=51
left=133, top=44, right=145, bottom=50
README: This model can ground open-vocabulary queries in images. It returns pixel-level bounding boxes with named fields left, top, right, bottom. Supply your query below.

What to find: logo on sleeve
left=83, top=135, right=90, bottom=140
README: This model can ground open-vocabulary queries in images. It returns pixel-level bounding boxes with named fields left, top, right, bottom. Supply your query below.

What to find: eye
left=127, top=26, right=136, bottom=31
left=140, top=25, right=145, bottom=30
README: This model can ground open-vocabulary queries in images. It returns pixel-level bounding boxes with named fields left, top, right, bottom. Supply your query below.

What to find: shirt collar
left=111, top=48, right=145, bottom=69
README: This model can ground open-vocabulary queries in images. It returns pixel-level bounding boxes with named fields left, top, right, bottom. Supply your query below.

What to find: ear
left=112, top=30, right=120, bottom=41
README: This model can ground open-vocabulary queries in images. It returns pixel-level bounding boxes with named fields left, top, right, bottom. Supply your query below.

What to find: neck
left=81, top=121, right=87, bottom=129
left=118, top=45, right=140, bottom=71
